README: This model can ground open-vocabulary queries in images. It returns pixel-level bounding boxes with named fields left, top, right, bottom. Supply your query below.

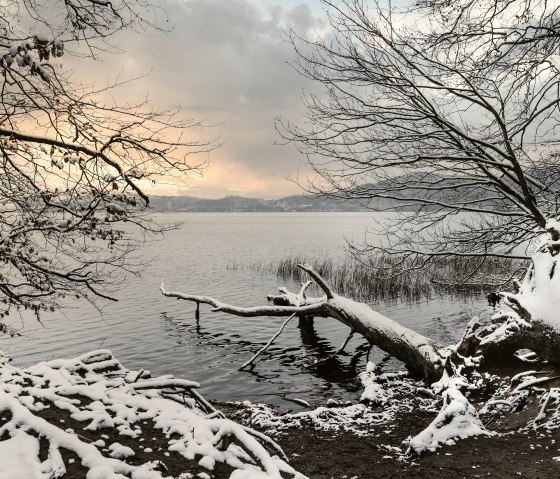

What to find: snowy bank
left=0, top=349, right=306, bottom=479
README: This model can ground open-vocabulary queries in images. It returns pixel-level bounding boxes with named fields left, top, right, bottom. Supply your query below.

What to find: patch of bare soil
left=218, top=402, right=560, bottom=479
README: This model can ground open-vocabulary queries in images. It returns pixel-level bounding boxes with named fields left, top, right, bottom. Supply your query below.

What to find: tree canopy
left=0, top=0, right=213, bottom=326
left=280, top=0, right=560, bottom=277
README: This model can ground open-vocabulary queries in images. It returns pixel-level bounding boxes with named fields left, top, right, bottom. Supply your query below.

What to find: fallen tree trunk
left=161, top=264, right=447, bottom=382
left=160, top=241, right=560, bottom=455
left=160, top=257, right=560, bottom=382
left=160, top=265, right=500, bottom=453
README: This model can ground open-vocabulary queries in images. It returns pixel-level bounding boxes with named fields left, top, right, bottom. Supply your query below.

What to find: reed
left=252, top=254, right=527, bottom=303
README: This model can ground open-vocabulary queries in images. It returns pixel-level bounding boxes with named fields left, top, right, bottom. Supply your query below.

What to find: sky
left=95, top=0, right=331, bottom=199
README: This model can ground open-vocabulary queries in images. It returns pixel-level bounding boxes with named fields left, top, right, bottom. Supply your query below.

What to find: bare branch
left=279, top=0, right=560, bottom=280
left=0, top=1, right=214, bottom=323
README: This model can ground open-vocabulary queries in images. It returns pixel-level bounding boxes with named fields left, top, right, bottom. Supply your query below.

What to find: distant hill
left=148, top=194, right=374, bottom=212
left=148, top=171, right=521, bottom=213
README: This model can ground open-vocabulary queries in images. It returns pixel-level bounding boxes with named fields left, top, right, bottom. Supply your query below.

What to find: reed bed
left=252, top=254, right=528, bottom=303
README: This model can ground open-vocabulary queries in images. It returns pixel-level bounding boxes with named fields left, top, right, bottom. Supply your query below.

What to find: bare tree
left=278, top=0, right=560, bottom=280
left=160, top=0, right=560, bottom=452
left=0, top=0, right=214, bottom=327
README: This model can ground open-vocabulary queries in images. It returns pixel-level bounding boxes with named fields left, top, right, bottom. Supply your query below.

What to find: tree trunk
left=161, top=264, right=446, bottom=382
left=161, top=247, right=560, bottom=383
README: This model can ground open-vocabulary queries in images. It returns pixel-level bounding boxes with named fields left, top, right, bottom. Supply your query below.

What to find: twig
left=337, top=329, right=356, bottom=353
left=239, top=313, right=296, bottom=370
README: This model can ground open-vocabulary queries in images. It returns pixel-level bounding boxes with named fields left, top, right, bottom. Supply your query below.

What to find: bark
left=160, top=252, right=560, bottom=455
left=161, top=252, right=560, bottom=383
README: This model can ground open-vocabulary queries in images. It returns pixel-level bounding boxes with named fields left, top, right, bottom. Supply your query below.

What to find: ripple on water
left=0, top=213, right=490, bottom=409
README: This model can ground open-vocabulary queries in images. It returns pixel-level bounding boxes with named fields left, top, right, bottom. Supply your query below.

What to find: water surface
left=1, top=213, right=489, bottom=409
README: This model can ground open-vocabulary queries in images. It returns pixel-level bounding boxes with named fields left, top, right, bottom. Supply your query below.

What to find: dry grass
left=252, top=254, right=527, bottom=303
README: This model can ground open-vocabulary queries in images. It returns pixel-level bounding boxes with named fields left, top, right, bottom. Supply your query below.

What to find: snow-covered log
left=160, top=239, right=560, bottom=455
left=159, top=244, right=560, bottom=384
left=161, top=264, right=448, bottom=382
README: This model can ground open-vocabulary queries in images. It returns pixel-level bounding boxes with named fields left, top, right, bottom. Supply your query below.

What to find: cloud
left=77, top=0, right=327, bottom=198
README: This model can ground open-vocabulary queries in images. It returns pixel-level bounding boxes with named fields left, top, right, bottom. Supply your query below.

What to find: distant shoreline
left=151, top=209, right=373, bottom=213
left=148, top=194, right=409, bottom=213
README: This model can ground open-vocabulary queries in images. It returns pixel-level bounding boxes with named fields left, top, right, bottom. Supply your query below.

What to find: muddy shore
left=219, top=401, right=560, bottom=479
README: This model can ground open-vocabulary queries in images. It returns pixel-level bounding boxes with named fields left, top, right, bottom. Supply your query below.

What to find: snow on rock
left=0, top=349, right=305, bottom=479
left=108, top=442, right=135, bottom=459
left=407, top=387, right=494, bottom=454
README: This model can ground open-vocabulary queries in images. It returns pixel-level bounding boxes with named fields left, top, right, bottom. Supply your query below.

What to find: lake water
left=0, top=213, right=489, bottom=409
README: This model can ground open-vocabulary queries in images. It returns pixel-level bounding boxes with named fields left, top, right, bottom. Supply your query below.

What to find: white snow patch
left=108, top=442, right=135, bottom=459
left=0, top=431, right=44, bottom=479
left=0, top=349, right=303, bottom=479
left=359, top=362, right=388, bottom=405
left=237, top=373, right=435, bottom=438
left=407, top=388, right=494, bottom=454
left=509, top=235, right=560, bottom=330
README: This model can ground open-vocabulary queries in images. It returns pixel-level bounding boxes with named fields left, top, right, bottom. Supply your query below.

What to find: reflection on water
left=0, top=213, right=491, bottom=409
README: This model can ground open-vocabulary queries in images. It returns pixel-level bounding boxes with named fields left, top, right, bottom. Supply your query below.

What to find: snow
left=237, top=373, right=436, bottom=438
left=229, top=470, right=272, bottom=479
left=198, top=455, right=215, bottom=470
left=331, top=296, right=444, bottom=366
left=359, top=362, right=388, bottom=405
left=509, top=241, right=560, bottom=330
left=0, top=349, right=305, bottom=479
left=470, top=232, right=560, bottom=347
left=478, top=311, right=531, bottom=345
left=407, top=387, right=494, bottom=454
left=0, top=431, right=44, bottom=479
left=529, top=388, right=560, bottom=430
left=108, top=442, right=135, bottom=459
left=106, top=202, right=126, bottom=215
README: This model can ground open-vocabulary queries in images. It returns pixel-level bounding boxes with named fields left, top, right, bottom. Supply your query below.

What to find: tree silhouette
left=0, top=0, right=214, bottom=325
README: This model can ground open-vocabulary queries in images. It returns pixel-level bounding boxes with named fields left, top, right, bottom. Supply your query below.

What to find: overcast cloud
left=86, top=0, right=328, bottom=198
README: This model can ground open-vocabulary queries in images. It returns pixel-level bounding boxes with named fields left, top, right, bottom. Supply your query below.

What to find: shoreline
left=218, top=400, right=560, bottom=478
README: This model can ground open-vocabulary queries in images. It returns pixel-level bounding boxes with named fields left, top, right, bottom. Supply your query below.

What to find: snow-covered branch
left=161, top=264, right=448, bottom=382
left=0, top=349, right=306, bottom=478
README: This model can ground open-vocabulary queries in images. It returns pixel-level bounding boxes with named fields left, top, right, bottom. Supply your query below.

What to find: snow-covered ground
left=0, top=349, right=305, bottom=479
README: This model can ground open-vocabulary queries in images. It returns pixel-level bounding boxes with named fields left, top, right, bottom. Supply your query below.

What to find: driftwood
left=161, top=242, right=560, bottom=383
left=161, top=264, right=448, bottom=382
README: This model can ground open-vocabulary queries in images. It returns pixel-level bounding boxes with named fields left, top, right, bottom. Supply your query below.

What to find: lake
left=0, top=213, right=489, bottom=409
